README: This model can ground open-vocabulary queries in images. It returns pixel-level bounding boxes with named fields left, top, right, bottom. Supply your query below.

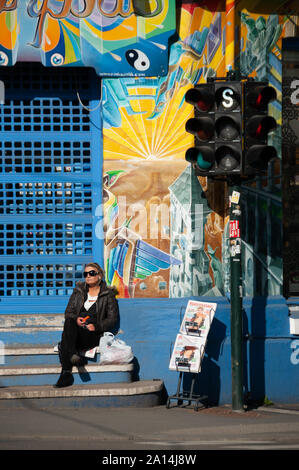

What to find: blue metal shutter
left=0, top=63, right=103, bottom=314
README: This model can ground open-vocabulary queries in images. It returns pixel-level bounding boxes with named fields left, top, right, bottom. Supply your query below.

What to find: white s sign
left=222, top=88, right=234, bottom=109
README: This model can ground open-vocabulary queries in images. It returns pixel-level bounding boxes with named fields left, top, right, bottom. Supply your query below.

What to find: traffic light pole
left=184, top=73, right=277, bottom=412
left=228, top=176, right=244, bottom=412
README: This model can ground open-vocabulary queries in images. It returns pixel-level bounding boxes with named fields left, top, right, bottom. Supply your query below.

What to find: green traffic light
left=185, top=146, right=214, bottom=172
left=197, top=151, right=213, bottom=169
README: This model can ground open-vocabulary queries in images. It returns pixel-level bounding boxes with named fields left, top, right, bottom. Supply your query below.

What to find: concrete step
left=3, top=344, right=98, bottom=365
left=0, top=362, right=134, bottom=387
left=0, top=314, right=64, bottom=345
left=0, top=380, right=165, bottom=408
left=4, top=344, right=61, bottom=366
left=0, top=317, right=161, bottom=407
left=0, top=314, right=64, bottom=329
left=1, top=343, right=134, bottom=386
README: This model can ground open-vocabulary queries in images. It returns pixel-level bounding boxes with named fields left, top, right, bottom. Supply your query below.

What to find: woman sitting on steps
left=55, top=262, right=119, bottom=388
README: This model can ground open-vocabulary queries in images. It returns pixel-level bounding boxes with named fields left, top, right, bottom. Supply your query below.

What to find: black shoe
left=54, top=370, right=74, bottom=388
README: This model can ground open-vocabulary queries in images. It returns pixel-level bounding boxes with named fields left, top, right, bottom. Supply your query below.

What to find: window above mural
left=0, top=0, right=176, bottom=77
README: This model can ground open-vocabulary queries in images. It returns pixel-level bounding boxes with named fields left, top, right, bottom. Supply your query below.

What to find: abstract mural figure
left=240, top=13, right=282, bottom=80
left=0, top=0, right=176, bottom=76
left=105, top=226, right=181, bottom=298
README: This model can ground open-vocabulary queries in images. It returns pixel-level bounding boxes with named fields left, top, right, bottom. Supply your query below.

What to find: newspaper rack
left=167, top=343, right=208, bottom=411
left=167, top=300, right=217, bottom=411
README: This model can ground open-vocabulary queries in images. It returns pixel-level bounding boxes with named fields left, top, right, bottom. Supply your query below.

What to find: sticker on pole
left=231, top=190, right=240, bottom=204
left=230, top=238, right=241, bottom=256
left=229, top=220, right=240, bottom=238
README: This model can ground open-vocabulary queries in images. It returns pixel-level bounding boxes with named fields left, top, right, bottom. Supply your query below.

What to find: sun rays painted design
left=103, top=80, right=193, bottom=161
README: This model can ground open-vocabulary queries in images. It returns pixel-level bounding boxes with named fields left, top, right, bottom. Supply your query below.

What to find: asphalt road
left=1, top=403, right=299, bottom=454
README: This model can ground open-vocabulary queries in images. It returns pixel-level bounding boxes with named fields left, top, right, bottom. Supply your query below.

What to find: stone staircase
left=0, top=314, right=164, bottom=408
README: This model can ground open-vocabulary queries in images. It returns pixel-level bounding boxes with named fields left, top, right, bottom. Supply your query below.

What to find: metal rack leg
left=166, top=371, right=183, bottom=408
left=166, top=372, right=208, bottom=411
left=176, top=371, right=183, bottom=398
left=188, top=374, right=196, bottom=405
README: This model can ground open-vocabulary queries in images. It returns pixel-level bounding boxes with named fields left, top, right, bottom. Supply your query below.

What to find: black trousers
left=59, top=317, right=101, bottom=370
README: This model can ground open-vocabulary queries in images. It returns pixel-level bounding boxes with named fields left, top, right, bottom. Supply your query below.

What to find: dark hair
left=84, top=262, right=105, bottom=279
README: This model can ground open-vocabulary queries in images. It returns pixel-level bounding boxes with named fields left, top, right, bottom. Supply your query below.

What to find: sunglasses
left=83, top=270, right=99, bottom=278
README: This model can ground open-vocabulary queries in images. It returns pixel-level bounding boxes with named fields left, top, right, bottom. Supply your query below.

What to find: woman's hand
left=86, top=324, right=95, bottom=332
left=76, top=317, right=85, bottom=327
left=76, top=317, right=95, bottom=331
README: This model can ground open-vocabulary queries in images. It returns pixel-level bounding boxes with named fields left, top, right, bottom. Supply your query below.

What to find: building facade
left=0, top=0, right=298, bottom=404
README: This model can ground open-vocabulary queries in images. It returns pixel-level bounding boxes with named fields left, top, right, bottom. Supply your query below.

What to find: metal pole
left=228, top=178, right=244, bottom=412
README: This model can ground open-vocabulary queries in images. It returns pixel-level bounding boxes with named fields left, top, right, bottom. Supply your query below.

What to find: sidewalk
left=1, top=402, right=299, bottom=451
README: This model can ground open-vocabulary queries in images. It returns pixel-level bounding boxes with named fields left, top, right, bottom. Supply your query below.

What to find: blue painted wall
left=1, top=295, right=298, bottom=403
left=118, top=296, right=299, bottom=404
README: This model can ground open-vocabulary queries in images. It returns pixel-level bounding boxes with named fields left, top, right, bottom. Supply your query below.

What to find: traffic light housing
left=185, top=81, right=242, bottom=176
left=243, top=81, right=278, bottom=175
left=185, top=83, right=215, bottom=173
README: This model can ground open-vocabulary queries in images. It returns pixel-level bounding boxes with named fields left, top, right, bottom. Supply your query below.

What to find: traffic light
left=185, top=83, right=215, bottom=173
left=185, top=81, right=242, bottom=176
left=243, top=81, right=278, bottom=175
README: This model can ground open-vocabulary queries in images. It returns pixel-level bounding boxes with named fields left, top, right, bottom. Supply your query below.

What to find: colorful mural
left=0, top=0, right=176, bottom=76
left=102, top=3, right=229, bottom=297
left=102, top=3, right=291, bottom=298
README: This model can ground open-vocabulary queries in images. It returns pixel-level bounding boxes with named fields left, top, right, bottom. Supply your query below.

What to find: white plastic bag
left=99, top=332, right=134, bottom=365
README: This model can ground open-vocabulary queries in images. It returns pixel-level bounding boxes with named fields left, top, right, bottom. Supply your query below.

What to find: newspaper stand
left=166, top=345, right=208, bottom=411
left=167, top=303, right=215, bottom=411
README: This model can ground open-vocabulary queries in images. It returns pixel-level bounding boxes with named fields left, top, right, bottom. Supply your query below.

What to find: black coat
left=64, top=281, right=119, bottom=335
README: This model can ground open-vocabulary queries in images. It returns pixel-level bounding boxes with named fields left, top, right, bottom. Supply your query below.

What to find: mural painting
left=0, top=0, right=176, bottom=76
left=102, top=3, right=292, bottom=299
left=102, top=3, right=229, bottom=298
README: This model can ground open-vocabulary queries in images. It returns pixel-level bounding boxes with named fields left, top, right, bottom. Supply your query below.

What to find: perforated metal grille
left=0, top=263, right=83, bottom=297
left=0, top=99, right=91, bottom=132
left=0, top=223, right=92, bottom=256
left=0, top=141, right=91, bottom=174
left=0, top=63, right=102, bottom=311
left=0, top=182, right=92, bottom=215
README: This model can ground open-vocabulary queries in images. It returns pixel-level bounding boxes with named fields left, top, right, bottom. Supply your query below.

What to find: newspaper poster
left=180, top=300, right=217, bottom=336
left=169, top=334, right=206, bottom=373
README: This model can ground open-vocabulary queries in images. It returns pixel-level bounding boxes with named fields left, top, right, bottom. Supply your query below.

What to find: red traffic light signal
left=243, top=81, right=278, bottom=175
left=246, top=84, right=277, bottom=110
left=246, top=115, right=276, bottom=140
left=185, top=86, right=214, bottom=112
